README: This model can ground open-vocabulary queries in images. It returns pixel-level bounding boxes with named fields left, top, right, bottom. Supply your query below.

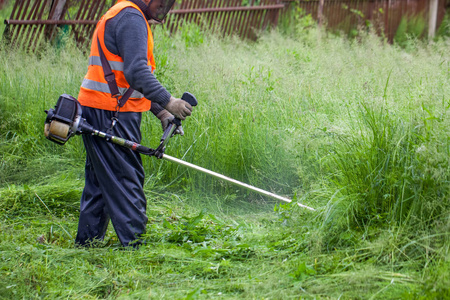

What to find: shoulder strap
left=97, top=37, right=134, bottom=108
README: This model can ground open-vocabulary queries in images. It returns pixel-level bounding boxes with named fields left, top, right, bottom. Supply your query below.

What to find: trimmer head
left=44, top=94, right=83, bottom=145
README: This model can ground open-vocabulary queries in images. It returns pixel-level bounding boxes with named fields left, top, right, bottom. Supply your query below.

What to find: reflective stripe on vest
left=81, top=78, right=144, bottom=98
left=86, top=56, right=154, bottom=73
left=88, top=56, right=124, bottom=71
left=77, top=0, right=155, bottom=112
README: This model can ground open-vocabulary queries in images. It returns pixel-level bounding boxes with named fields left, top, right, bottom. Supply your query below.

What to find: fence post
left=318, top=0, right=324, bottom=28
left=428, top=0, right=439, bottom=38
left=46, top=0, right=67, bottom=42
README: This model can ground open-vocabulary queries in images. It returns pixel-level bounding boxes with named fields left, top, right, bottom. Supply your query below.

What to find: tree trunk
left=318, top=0, right=324, bottom=28
left=428, top=0, right=439, bottom=38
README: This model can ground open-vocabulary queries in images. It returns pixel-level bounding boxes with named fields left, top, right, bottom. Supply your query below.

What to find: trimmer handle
left=168, top=91, right=198, bottom=129
left=181, top=92, right=198, bottom=107
left=155, top=92, right=198, bottom=157
left=169, top=92, right=198, bottom=125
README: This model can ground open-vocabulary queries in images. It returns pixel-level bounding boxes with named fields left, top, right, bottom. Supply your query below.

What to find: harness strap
left=96, top=38, right=134, bottom=108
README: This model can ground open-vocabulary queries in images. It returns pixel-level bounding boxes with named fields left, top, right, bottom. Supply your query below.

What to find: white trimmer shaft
left=162, top=154, right=315, bottom=211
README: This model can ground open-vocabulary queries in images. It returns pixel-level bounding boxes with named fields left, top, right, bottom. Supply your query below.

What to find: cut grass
left=0, top=198, right=426, bottom=299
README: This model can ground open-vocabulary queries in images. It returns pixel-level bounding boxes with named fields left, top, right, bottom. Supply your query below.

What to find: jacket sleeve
left=149, top=102, right=165, bottom=116
left=104, top=8, right=172, bottom=109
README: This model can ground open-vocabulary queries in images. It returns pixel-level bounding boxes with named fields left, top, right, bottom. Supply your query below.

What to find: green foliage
left=179, top=22, right=205, bottom=48
left=437, top=13, right=450, bottom=39
left=0, top=181, right=82, bottom=218
left=323, top=101, right=438, bottom=229
left=0, top=0, right=13, bottom=35
left=0, top=23, right=449, bottom=299
left=278, top=4, right=317, bottom=37
left=145, top=209, right=241, bottom=244
left=394, top=15, right=426, bottom=49
left=289, top=262, right=316, bottom=281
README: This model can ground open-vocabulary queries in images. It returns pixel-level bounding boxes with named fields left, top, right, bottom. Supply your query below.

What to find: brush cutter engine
left=44, top=92, right=197, bottom=148
left=44, top=94, right=84, bottom=145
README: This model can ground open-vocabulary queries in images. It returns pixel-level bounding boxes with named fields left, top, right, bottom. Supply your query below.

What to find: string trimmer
left=44, top=93, right=315, bottom=211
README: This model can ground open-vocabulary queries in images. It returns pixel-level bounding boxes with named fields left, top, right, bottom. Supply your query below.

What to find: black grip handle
left=156, top=92, right=197, bottom=157
left=181, top=92, right=198, bottom=107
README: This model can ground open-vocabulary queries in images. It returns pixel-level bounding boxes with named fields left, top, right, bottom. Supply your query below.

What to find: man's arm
left=104, top=8, right=171, bottom=109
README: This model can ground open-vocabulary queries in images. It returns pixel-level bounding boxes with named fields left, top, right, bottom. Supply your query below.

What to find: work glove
left=156, top=109, right=184, bottom=136
left=165, top=96, right=192, bottom=120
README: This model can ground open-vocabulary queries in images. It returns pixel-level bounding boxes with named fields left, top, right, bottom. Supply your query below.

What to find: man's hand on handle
left=156, top=109, right=184, bottom=136
left=165, top=96, right=192, bottom=120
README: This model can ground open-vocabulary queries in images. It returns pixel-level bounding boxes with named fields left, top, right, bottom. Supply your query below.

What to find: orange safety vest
left=78, top=0, right=156, bottom=112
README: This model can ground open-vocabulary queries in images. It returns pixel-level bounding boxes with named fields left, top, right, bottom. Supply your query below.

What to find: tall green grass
left=0, top=22, right=449, bottom=298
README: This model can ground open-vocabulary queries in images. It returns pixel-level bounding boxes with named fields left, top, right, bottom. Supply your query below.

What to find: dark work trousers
left=75, top=106, right=148, bottom=248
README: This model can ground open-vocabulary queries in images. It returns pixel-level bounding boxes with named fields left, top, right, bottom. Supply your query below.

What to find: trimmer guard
left=44, top=94, right=82, bottom=145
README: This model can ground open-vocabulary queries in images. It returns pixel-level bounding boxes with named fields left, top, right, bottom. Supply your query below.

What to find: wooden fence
left=2, top=0, right=449, bottom=51
left=290, top=0, right=448, bottom=42
left=3, top=0, right=286, bottom=50
left=3, top=0, right=112, bottom=50
left=165, top=0, right=285, bottom=40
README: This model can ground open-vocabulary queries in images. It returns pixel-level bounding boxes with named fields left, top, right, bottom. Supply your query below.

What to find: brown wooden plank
left=235, top=6, right=248, bottom=38
left=329, top=0, right=335, bottom=28
left=183, top=0, right=194, bottom=26
left=203, top=0, right=215, bottom=34
left=260, top=6, right=270, bottom=31
left=10, top=0, right=22, bottom=20
left=86, top=0, right=107, bottom=47
left=11, top=0, right=32, bottom=47
left=206, top=0, right=218, bottom=33
left=7, top=0, right=23, bottom=43
left=85, top=0, right=101, bottom=44
left=222, top=0, right=236, bottom=36
left=343, top=0, right=349, bottom=27
left=173, top=0, right=187, bottom=33
left=168, top=0, right=188, bottom=33
left=79, top=0, right=96, bottom=40
left=166, top=0, right=180, bottom=34
left=212, top=0, right=225, bottom=36
left=80, top=0, right=100, bottom=47
left=7, top=19, right=100, bottom=25
left=242, top=0, right=253, bottom=38
left=327, top=0, right=334, bottom=27
left=22, top=0, right=42, bottom=49
left=43, top=0, right=61, bottom=42
left=231, top=4, right=242, bottom=37
left=163, top=0, right=174, bottom=32
left=214, top=0, right=224, bottom=36
left=224, top=0, right=240, bottom=36
left=27, top=0, right=45, bottom=51
left=334, top=1, right=342, bottom=28
left=236, top=0, right=251, bottom=37
left=214, top=0, right=226, bottom=36
left=31, top=0, right=51, bottom=51
left=242, top=10, right=254, bottom=39
left=192, top=0, right=203, bottom=27
left=72, top=0, right=88, bottom=45
left=194, top=0, right=205, bottom=31
left=78, top=0, right=94, bottom=44
left=21, top=0, right=41, bottom=48
left=12, top=0, right=32, bottom=47
left=243, top=9, right=256, bottom=39
left=171, top=4, right=286, bottom=14
left=271, top=2, right=281, bottom=30
left=6, top=0, right=23, bottom=43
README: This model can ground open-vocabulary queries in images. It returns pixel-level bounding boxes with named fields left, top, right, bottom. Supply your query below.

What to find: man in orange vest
left=75, top=0, right=191, bottom=248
